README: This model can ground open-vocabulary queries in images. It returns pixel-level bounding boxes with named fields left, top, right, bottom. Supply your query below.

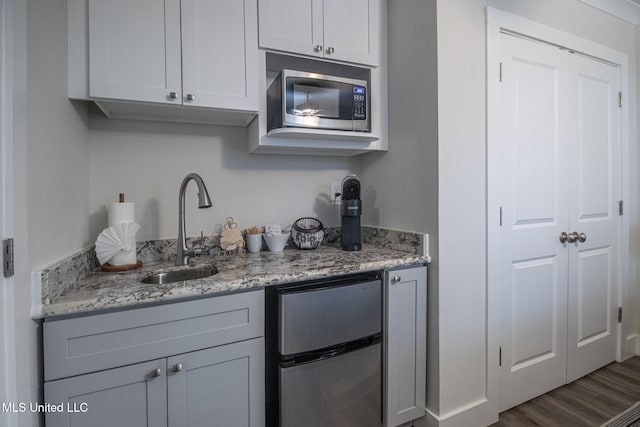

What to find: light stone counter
left=33, top=227, right=429, bottom=319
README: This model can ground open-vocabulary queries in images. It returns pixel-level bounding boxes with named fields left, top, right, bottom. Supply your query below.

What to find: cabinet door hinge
left=499, top=346, right=502, bottom=366
left=619, top=200, right=624, bottom=216
left=618, top=91, right=623, bottom=108
left=3, top=238, right=14, bottom=278
left=618, top=307, right=623, bottom=323
left=499, top=63, right=503, bottom=82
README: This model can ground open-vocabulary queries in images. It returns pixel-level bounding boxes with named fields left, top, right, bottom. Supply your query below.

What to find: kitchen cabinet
left=43, top=290, right=265, bottom=427
left=68, top=0, right=258, bottom=126
left=258, top=0, right=382, bottom=67
left=384, top=266, right=427, bottom=427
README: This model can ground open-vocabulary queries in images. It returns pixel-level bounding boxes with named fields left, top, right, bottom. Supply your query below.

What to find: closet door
left=565, top=55, right=619, bottom=383
left=497, top=34, right=571, bottom=412
left=494, top=33, right=621, bottom=411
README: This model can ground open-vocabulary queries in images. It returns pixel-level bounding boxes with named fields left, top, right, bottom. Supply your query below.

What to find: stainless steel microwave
left=267, top=69, right=370, bottom=133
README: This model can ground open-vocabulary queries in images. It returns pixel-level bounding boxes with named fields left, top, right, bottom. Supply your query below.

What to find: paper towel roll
left=108, top=202, right=135, bottom=226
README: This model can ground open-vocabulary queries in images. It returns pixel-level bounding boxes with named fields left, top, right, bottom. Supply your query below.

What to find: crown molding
left=577, top=0, right=640, bottom=24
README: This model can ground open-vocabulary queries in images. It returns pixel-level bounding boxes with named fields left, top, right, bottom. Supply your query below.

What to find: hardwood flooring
left=490, top=356, right=640, bottom=427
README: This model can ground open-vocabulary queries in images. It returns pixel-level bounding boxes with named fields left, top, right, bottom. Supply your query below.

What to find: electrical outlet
left=330, top=180, right=342, bottom=204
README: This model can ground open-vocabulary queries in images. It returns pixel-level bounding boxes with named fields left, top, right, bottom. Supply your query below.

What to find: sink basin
left=141, top=266, right=218, bottom=284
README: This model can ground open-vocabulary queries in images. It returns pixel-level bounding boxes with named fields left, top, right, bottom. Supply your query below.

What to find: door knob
left=314, top=44, right=323, bottom=52
left=391, top=276, right=401, bottom=284
left=172, top=363, right=183, bottom=373
left=186, top=93, right=195, bottom=101
left=149, top=368, right=162, bottom=379
left=577, top=232, right=587, bottom=243
left=566, top=232, right=578, bottom=244
left=326, top=47, right=335, bottom=54
left=559, top=232, right=568, bottom=243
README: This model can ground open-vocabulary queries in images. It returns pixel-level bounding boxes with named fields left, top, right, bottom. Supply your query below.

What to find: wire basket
left=291, top=217, right=324, bottom=250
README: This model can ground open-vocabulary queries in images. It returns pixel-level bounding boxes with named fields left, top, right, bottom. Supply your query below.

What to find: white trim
left=577, top=0, right=640, bottom=25
left=419, top=398, right=490, bottom=427
left=0, top=0, right=17, bottom=425
left=487, top=4, right=631, bottom=419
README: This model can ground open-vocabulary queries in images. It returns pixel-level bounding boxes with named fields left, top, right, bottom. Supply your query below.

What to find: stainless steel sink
left=141, top=266, right=218, bottom=284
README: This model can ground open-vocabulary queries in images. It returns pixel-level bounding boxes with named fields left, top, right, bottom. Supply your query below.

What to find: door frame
left=486, top=6, right=632, bottom=418
left=0, top=0, right=18, bottom=425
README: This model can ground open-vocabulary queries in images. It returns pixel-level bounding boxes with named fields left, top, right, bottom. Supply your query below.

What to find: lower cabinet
left=384, top=265, right=427, bottom=427
left=43, top=290, right=265, bottom=427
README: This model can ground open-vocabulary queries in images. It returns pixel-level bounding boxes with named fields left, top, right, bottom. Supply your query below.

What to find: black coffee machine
left=341, top=175, right=362, bottom=251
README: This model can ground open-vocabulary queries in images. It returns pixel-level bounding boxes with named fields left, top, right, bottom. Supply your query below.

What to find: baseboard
left=415, top=398, right=492, bottom=427
left=628, top=334, right=640, bottom=356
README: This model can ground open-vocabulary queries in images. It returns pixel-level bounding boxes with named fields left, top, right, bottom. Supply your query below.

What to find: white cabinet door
left=384, top=266, right=426, bottom=427
left=88, top=0, right=182, bottom=104
left=181, top=0, right=259, bottom=111
left=167, top=338, right=265, bottom=427
left=258, top=0, right=380, bottom=66
left=258, top=0, right=323, bottom=59
left=45, top=359, right=167, bottom=427
left=322, top=0, right=380, bottom=66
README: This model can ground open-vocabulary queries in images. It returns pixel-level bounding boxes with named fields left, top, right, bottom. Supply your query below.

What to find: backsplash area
left=35, top=226, right=429, bottom=310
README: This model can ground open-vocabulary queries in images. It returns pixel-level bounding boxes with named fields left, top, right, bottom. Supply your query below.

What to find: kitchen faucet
left=177, top=173, right=212, bottom=266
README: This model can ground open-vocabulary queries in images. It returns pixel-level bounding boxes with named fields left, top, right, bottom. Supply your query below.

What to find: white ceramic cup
left=246, top=234, right=262, bottom=253
left=263, top=232, right=290, bottom=253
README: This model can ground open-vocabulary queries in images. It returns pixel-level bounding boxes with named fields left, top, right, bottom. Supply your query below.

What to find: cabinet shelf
left=266, top=127, right=379, bottom=142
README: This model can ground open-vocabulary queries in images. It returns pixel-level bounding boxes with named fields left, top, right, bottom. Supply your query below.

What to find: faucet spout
left=177, top=173, right=212, bottom=266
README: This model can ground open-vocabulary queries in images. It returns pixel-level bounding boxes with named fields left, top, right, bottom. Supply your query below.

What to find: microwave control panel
left=353, top=86, right=367, bottom=120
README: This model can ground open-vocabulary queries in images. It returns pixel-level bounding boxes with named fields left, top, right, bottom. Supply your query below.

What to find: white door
left=181, top=0, right=259, bottom=111
left=566, top=54, right=619, bottom=383
left=495, top=33, right=619, bottom=411
left=88, top=0, right=182, bottom=104
left=497, top=34, right=570, bottom=412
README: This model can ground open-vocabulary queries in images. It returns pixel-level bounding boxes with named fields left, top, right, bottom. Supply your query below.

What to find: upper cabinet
left=69, top=0, right=259, bottom=126
left=258, top=0, right=381, bottom=67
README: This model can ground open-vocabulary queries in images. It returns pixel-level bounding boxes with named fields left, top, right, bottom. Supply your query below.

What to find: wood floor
left=490, top=356, right=640, bottom=427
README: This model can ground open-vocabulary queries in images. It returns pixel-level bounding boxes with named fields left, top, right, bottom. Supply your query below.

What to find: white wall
left=88, top=111, right=359, bottom=242
left=435, top=0, right=638, bottom=426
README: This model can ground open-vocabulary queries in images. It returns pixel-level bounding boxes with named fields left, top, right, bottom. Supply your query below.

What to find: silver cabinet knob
left=566, top=232, right=578, bottom=244
left=172, top=363, right=183, bottom=373
left=149, top=368, right=162, bottom=378
left=314, top=44, right=323, bottom=52
left=577, top=232, right=587, bottom=243
left=392, top=276, right=401, bottom=283
left=169, top=91, right=177, bottom=99
left=186, top=93, right=195, bottom=101
left=326, top=46, right=335, bottom=54
left=559, top=232, right=568, bottom=244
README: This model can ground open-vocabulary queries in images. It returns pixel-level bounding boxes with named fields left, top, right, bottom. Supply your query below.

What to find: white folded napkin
left=95, top=222, right=140, bottom=266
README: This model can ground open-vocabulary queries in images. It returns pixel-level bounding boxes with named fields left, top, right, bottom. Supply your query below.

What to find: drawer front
left=44, top=290, right=264, bottom=381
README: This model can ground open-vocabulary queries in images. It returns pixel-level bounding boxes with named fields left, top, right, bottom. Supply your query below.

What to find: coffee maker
left=341, top=175, right=362, bottom=251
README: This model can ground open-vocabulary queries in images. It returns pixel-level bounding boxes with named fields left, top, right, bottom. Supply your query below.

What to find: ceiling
left=578, top=0, right=640, bottom=24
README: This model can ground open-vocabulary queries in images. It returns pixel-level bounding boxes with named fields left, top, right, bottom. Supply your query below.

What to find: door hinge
left=618, top=91, right=623, bottom=108
left=3, top=238, right=14, bottom=278
left=499, top=62, right=503, bottom=82
left=499, top=346, right=502, bottom=366
left=618, top=307, right=623, bottom=323
left=619, top=200, right=624, bottom=216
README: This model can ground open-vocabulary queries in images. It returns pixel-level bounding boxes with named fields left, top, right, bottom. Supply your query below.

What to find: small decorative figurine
left=219, top=217, right=246, bottom=256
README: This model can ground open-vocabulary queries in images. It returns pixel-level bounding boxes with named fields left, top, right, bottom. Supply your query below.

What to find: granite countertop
left=35, top=233, right=429, bottom=319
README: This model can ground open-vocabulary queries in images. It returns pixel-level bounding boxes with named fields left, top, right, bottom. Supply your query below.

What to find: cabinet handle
left=392, top=276, right=401, bottom=283
left=314, top=44, right=323, bottom=53
left=186, top=93, right=195, bottom=101
left=169, top=91, right=177, bottom=99
left=172, top=363, right=183, bottom=373
left=149, top=368, right=162, bottom=378
left=326, top=46, right=335, bottom=54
